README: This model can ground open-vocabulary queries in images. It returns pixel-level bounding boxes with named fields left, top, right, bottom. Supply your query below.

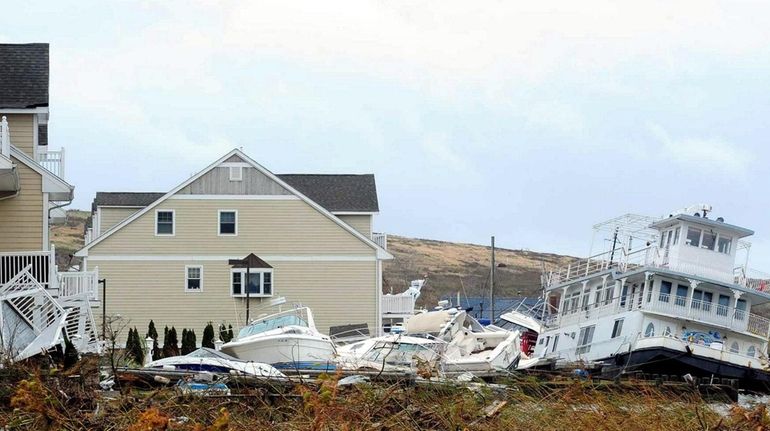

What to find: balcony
left=551, top=291, right=770, bottom=339
left=36, top=148, right=65, bottom=178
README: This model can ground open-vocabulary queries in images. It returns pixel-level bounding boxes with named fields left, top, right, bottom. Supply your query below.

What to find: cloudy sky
left=3, top=1, right=770, bottom=265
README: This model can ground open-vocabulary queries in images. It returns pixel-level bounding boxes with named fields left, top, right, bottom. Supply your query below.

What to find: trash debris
left=99, top=377, right=115, bottom=390
left=337, top=375, right=370, bottom=386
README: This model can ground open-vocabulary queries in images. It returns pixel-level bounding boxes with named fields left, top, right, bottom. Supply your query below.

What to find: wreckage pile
left=1, top=356, right=769, bottom=430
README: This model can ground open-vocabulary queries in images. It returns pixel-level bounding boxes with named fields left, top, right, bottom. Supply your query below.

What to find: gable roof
left=0, top=44, right=49, bottom=109
left=77, top=149, right=392, bottom=259
left=91, top=175, right=378, bottom=214
left=278, top=174, right=378, bottom=213
left=91, top=191, right=165, bottom=212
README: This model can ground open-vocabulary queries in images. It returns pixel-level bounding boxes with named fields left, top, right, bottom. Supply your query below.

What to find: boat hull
left=222, top=334, right=336, bottom=371
left=605, top=346, right=770, bottom=391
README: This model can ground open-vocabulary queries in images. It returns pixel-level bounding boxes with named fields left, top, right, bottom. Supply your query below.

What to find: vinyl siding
left=337, top=215, right=372, bottom=238
left=95, top=259, right=377, bottom=341
left=89, top=199, right=374, bottom=256
left=0, top=159, right=43, bottom=251
left=2, top=114, right=35, bottom=157
left=98, top=207, right=141, bottom=235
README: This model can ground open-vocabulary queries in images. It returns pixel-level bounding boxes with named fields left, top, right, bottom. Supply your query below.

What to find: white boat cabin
left=535, top=208, right=770, bottom=371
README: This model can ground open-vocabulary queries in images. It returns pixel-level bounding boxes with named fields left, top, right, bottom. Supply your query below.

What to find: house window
left=219, top=210, right=237, bottom=235
left=611, top=319, right=624, bottom=338
left=659, top=281, right=672, bottom=302
left=686, top=227, right=702, bottom=247
left=229, top=166, right=243, bottom=181
left=231, top=269, right=273, bottom=297
left=575, top=325, right=595, bottom=355
left=185, top=266, right=202, bottom=292
left=156, top=210, right=175, bottom=235
left=718, top=235, right=732, bottom=254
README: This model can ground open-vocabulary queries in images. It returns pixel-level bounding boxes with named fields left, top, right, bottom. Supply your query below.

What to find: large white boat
left=221, top=306, right=336, bottom=371
left=338, top=307, right=521, bottom=374
left=534, top=205, right=770, bottom=390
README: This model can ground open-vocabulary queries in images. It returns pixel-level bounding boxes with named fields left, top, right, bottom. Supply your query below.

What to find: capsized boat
left=145, top=347, right=285, bottom=378
left=406, top=308, right=521, bottom=373
left=221, top=306, right=336, bottom=371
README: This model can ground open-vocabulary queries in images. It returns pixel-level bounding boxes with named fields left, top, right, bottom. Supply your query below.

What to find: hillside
left=383, top=235, right=575, bottom=307
left=51, top=211, right=575, bottom=306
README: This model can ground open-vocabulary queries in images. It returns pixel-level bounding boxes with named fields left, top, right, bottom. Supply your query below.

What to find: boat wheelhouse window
left=575, top=325, right=595, bottom=355
left=620, top=284, right=628, bottom=307
left=644, top=322, right=655, bottom=337
left=717, top=294, right=730, bottom=316
left=659, top=234, right=665, bottom=248
left=665, top=230, right=672, bottom=247
left=611, top=319, right=623, bottom=338
left=730, top=342, right=739, bottom=353
left=675, top=285, right=688, bottom=306
left=238, top=314, right=309, bottom=339
left=735, top=298, right=747, bottom=320
left=552, top=334, right=559, bottom=352
left=156, top=210, right=174, bottom=235
left=686, top=227, right=702, bottom=247
left=663, top=326, right=672, bottom=337
left=231, top=269, right=273, bottom=297
left=185, top=265, right=202, bottom=292
left=717, top=235, right=732, bottom=254
left=747, top=346, right=756, bottom=357
left=673, top=227, right=680, bottom=245
left=219, top=210, right=237, bottom=235
left=701, top=231, right=716, bottom=250
left=659, top=281, right=672, bottom=302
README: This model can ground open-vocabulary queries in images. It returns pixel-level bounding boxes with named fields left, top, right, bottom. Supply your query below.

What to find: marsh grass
left=1, top=364, right=768, bottom=430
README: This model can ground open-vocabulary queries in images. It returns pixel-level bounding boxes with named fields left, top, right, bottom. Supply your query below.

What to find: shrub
left=202, top=322, right=215, bottom=348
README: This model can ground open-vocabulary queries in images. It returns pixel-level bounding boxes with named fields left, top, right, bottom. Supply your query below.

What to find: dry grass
left=1, top=362, right=768, bottom=431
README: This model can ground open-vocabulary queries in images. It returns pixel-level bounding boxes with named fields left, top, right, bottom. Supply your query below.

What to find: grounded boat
left=338, top=307, right=521, bottom=375
left=145, top=347, right=285, bottom=378
left=490, top=299, right=545, bottom=370
left=534, top=205, right=770, bottom=390
left=221, top=306, right=336, bottom=371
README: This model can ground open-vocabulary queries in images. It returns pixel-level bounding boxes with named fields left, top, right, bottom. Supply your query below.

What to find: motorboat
left=221, top=306, right=336, bottom=371
left=145, top=347, right=284, bottom=378
left=336, top=334, right=445, bottom=373
left=489, top=299, right=546, bottom=370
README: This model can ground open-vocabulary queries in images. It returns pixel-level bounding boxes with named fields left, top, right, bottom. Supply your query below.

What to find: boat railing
left=549, top=291, right=769, bottom=338
left=381, top=294, right=416, bottom=316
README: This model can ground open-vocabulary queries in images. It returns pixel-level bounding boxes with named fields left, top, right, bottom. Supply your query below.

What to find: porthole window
left=644, top=322, right=655, bottom=337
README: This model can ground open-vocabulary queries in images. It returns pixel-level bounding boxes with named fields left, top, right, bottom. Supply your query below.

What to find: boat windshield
left=362, top=341, right=439, bottom=366
left=238, top=314, right=308, bottom=338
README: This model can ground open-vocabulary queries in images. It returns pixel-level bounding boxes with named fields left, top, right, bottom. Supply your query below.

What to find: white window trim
left=229, top=166, right=243, bottom=181
left=185, top=265, right=203, bottom=293
left=230, top=268, right=274, bottom=297
left=155, top=209, right=175, bottom=236
left=218, top=209, right=238, bottom=236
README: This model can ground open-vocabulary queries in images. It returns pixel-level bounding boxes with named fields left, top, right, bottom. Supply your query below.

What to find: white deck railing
left=0, top=249, right=56, bottom=290
left=36, top=148, right=65, bottom=178
left=372, top=232, right=387, bottom=249
left=0, top=116, right=10, bottom=158
left=552, top=291, right=770, bottom=339
left=59, top=268, right=99, bottom=301
left=381, top=294, right=415, bottom=316
left=0, top=247, right=99, bottom=301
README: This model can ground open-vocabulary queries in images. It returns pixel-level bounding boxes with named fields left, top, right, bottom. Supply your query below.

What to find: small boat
left=221, top=306, right=336, bottom=371
left=145, top=347, right=284, bottom=378
left=336, top=334, right=445, bottom=373
left=489, top=299, right=546, bottom=370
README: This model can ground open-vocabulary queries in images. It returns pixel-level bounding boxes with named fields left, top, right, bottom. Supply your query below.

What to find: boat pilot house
left=76, top=149, right=392, bottom=341
left=535, top=207, right=770, bottom=388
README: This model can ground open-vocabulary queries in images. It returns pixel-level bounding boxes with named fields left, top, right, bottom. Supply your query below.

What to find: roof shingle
left=0, top=43, right=49, bottom=109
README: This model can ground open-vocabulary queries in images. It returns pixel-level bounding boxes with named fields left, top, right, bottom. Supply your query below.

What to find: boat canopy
left=238, top=314, right=308, bottom=338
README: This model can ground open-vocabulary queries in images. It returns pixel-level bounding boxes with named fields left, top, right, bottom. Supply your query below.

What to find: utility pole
left=490, top=236, right=496, bottom=323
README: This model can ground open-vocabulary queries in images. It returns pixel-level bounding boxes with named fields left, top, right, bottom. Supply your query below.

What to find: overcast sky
left=3, top=1, right=770, bottom=266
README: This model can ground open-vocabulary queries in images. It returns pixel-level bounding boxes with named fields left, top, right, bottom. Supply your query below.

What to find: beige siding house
left=77, top=149, right=391, bottom=341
